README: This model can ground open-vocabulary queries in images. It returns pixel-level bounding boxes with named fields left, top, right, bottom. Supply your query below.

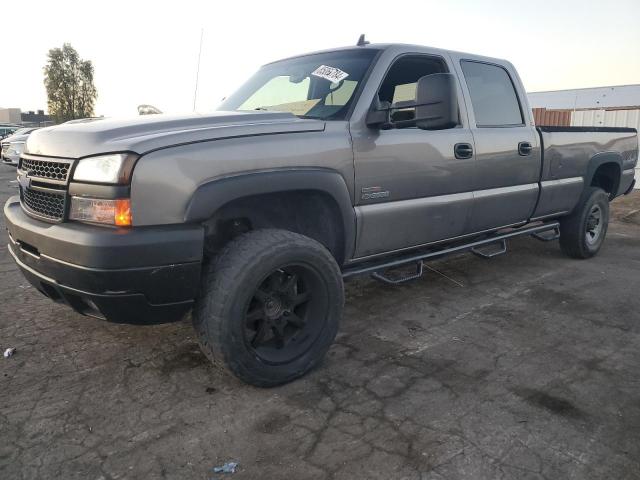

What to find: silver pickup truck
left=4, top=42, right=638, bottom=386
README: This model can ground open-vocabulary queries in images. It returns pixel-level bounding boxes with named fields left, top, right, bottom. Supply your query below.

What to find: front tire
left=559, top=187, right=610, bottom=259
left=193, top=229, right=344, bottom=387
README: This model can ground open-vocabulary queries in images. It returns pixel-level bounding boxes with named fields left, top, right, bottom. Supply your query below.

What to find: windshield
left=219, top=49, right=378, bottom=120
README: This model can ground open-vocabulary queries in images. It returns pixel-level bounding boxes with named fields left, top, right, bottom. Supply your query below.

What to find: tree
left=43, top=44, right=97, bottom=123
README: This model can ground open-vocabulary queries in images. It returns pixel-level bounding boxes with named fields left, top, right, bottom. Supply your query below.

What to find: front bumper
left=4, top=196, right=205, bottom=324
left=1, top=152, right=18, bottom=165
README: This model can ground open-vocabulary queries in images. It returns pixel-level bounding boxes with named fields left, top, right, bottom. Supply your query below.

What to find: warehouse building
left=528, top=84, right=640, bottom=129
left=0, top=107, right=52, bottom=127
left=528, top=84, right=640, bottom=186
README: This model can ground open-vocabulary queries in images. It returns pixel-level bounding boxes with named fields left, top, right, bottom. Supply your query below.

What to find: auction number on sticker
left=311, top=65, right=349, bottom=83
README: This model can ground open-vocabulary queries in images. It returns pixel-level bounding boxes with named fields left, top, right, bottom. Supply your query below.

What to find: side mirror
left=366, top=99, right=391, bottom=127
left=365, top=74, right=460, bottom=130
left=414, top=73, right=459, bottom=130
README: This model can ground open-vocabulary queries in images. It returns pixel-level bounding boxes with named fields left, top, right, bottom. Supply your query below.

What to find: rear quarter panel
left=533, top=128, right=638, bottom=219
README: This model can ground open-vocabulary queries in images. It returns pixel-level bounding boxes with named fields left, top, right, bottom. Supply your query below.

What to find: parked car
left=1, top=127, right=39, bottom=165
left=0, top=124, right=23, bottom=141
left=4, top=42, right=638, bottom=386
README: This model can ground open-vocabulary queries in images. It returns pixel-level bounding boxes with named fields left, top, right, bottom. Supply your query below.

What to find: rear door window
left=460, top=61, right=523, bottom=127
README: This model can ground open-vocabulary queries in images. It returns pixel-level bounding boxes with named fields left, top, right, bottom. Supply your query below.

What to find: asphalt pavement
left=1, top=164, right=639, bottom=480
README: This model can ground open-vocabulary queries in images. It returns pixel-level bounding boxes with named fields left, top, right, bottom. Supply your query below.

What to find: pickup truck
left=4, top=42, right=638, bottom=386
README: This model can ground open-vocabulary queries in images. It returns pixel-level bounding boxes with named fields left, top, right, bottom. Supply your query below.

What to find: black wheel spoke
left=254, top=289, right=270, bottom=303
left=246, top=308, right=263, bottom=322
left=292, top=291, right=311, bottom=306
left=273, top=323, right=286, bottom=348
left=251, top=321, right=270, bottom=348
left=268, top=271, right=284, bottom=291
left=286, top=312, right=305, bottom=328
left=280, top=273, right=298, bottom=293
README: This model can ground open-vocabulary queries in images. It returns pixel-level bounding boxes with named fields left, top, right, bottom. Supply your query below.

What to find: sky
left=1, top=0, right=639, bottom=117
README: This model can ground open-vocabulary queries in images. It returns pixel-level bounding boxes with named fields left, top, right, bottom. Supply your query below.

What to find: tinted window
left=461, top=61, right=523, bottom=127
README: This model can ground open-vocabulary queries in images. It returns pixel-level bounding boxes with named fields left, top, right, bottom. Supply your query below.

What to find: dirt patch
left=620, top=209, right=640, bottom=225
left=610, top=190, right=640, bottom=222
left=159, top=342, right=209, bottom=375
left=254, top=411, right=292, bottom=434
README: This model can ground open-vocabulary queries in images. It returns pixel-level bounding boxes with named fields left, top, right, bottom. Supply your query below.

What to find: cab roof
left=265, top=42, right=510, bottom=68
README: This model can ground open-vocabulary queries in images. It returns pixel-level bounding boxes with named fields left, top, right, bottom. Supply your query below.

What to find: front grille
left=21, top=157, right=71, bottom=181
left=22, top=187, right=66, bottom=220
left=1, top=142, right=9, bottom=154
left=18, top=154, right=75, bottom=222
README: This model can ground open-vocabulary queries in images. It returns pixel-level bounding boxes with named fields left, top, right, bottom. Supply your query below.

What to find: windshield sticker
left=311, top=65, right=349, bottom=84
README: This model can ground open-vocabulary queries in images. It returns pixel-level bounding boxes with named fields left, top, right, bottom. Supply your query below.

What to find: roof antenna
left=192, top=28, right=204, bottom=112
left=356, top=34, right=369, bottom=46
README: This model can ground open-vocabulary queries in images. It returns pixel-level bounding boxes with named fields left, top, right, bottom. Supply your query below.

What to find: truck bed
left=532, top=126, right=638, bottom=220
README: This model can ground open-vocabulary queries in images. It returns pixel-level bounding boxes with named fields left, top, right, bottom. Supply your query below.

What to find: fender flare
left=184, top=168, right=356, bottom=261
left=585, top=152, right=623, bottom=197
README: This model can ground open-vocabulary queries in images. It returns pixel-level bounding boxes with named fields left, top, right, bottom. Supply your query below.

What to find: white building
left=529, top=84, right=640, bottom=110
left=0, top=108, right=22, bottom=124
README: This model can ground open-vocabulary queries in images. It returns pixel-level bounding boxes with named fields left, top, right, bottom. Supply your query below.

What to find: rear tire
left=192, top=229, right=344, bottom=387
left=559, top=187, right=609, bottom=259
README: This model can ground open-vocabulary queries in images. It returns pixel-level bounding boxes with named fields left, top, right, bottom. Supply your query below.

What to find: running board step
left=471, top=239, right=507, bottom=259
left=531, top=225, right=560, bottom=242
left=371, top=261, right=423, bottom=285
left=342, top=221, right=561, bottom=280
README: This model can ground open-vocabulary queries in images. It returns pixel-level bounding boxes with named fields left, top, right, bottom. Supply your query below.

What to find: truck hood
left=25, top=111, right=325, bottom=158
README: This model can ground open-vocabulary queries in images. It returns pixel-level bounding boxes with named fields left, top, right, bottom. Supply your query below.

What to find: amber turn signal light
left=69, top=197, right=133, bottom=227
left=114, top=199, right=132, bottom=226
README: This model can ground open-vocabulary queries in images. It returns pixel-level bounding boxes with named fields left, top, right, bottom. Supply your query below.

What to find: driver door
left=350, top=54, right=476, bottom=258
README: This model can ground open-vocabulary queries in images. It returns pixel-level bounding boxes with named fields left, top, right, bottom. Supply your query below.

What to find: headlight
left=9, top=142, right=24, bottom=155
left=69, top=197, right=132, bottom=226
left=72, top=153, right=137, bottom=184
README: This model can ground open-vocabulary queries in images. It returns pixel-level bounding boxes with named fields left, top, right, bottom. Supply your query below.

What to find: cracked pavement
left=1, top=165, right=639, bottom=480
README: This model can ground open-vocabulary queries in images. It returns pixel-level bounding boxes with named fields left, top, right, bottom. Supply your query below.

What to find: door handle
left=454, top=143, right=473, bottom=159
left=518, top=141, right=533, bottom=156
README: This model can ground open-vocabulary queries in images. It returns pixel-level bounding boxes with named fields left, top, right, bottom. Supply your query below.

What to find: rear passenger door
left=453, top=58, right=541, bottom=232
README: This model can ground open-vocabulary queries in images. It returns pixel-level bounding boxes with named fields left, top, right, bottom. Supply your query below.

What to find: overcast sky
left=2, top=0, right=638, bottom=117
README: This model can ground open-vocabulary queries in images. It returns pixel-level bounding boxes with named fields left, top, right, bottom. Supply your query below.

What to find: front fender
left=185, top=168, right=357, bottom=261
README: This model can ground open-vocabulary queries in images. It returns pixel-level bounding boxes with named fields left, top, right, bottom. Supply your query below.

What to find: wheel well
left=590, top=162, right=620, bottom=198
left=202, top=190, right=346, bottom=264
